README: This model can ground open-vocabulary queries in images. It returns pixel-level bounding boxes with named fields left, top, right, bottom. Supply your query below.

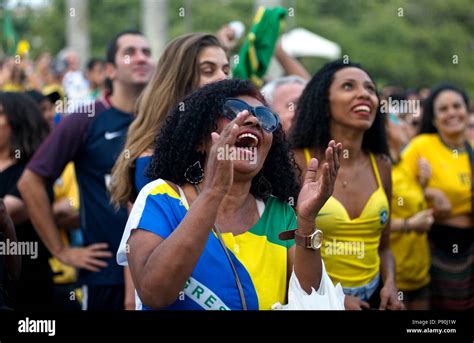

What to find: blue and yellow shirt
left=117, top=179, right=296, bottom=310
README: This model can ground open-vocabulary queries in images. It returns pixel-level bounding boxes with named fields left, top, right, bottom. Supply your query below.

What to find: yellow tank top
left=303, top=148, right=390, bottom=287
left=390, top=159, right=430, bottom=291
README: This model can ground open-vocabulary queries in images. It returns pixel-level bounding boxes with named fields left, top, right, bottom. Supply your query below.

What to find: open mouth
left=235, top=132, right=259, bottom=149
left=352, top=104, right=372, bottom=114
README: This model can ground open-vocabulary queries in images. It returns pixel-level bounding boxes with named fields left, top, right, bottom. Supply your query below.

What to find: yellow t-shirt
left=53, top=162, right=80, bottom=210
left=50, top=162, right=80, bottom=284
left=401, top=133, right=471, bottom=216
left=390, top=159, right=430, bottom=291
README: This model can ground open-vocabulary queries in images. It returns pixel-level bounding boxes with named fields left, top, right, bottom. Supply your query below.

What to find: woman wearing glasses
left=110, top=33, right=230, bottom=309
left=401, top=84, right=473, bottom=310
left=291, top=60, right=404, bottom=310
left=116, top=79, right=345, bottom=310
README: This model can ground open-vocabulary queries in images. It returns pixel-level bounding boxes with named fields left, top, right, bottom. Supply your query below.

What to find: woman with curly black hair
left=401, top=84, right=473, bottom=310
left=117, top=79, right=345, bottom=310
left=291, top=60, right=404, bottom=310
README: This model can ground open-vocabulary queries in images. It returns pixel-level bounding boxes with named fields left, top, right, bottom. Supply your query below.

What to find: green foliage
left=8, top=0, right=474, bottom=95
left=290, top=0, right=474, bottom=95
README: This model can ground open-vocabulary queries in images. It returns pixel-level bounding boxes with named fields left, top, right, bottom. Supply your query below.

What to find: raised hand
left=202, top=111, right=250, bottom=196
left=216, top=25, right=239, bottom=51
left=296, top=140, right=342, bottom=229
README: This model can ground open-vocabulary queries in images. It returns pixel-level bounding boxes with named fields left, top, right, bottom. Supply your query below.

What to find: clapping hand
left=297, top=140, right=342, bottom=230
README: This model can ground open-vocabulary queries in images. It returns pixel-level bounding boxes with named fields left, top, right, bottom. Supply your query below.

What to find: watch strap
left=279, top=228, right=322, bottom=249
left=278, top=229, right=297, bottom=241
left=294, top=230, right=312, bottom=248
left=279, top=229, right=312, bottom=248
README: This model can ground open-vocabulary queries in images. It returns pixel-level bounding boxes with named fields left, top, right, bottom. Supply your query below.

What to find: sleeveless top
left=303, top=148, right=390, bottom=287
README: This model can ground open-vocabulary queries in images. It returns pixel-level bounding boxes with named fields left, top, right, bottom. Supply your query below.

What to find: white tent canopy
left=281, top=27, right=341, bottom=59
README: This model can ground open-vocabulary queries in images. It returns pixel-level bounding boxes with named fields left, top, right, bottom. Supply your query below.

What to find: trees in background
left=4, top=0, right=473, bottom=95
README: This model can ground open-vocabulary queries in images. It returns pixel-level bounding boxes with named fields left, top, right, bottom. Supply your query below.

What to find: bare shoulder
left=374, top=153, right=392, bottom=188
left=375, top=153, right=392, bottom=170
left=138, top=148, right=154, bottom=158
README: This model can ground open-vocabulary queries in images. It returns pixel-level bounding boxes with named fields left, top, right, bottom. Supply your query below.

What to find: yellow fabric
left=145, top=181, right=292, bottom=310
left=50, top=163, right=80, bottom=284
left=221, top=231, right=288, bottom=310
left=53, top=163, right=80, bottom=210
left=303, top=149, right=312, bottom=166
left=48, top=230, right=77, bottom=284
left=150, top=182, right=182, bottom=201
left=390, top=160, right=430, bottom=291
left=42, top=84, right=65, bottom=101
left=248, top=33, right=259, bottom=72
left=254, top=6, right=265, bottom=24
left=401, top=133, right=471, bottom=216
left=304, top=148, right=390, bottom=287
left=2, top=83, right=23, bottom=92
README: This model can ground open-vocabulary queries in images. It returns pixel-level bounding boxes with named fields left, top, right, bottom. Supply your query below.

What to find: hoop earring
left=184, top=161, right=204, bottom=185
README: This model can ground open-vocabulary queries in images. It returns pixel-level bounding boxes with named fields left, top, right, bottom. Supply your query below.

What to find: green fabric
left=232, top=6, right=287, bottom=87
left=2, top=11, right=18, bottom=55
left=249, top=196, right=296, bottom=248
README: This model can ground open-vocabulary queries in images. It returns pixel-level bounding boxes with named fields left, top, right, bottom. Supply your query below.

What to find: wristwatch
left=278, top=228, right=323, bottom=250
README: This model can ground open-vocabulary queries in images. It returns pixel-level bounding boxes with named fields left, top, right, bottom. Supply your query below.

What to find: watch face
left=311, top=230, right=323, bottom=249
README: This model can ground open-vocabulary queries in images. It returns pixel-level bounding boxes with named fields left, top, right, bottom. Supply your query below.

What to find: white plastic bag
left=272, top=261, right=345, bottom=310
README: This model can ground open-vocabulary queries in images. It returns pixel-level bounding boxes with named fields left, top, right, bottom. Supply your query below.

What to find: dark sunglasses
left=223, top=98, right=280, bottom=133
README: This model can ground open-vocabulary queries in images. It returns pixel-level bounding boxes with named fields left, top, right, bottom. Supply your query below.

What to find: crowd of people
left=0, top=22, right=473, bottom=311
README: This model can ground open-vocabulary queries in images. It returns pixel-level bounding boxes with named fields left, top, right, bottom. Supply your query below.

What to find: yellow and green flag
left=232, top=6, right=287, bottom=87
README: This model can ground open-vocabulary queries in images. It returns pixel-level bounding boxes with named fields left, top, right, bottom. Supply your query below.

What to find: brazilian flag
left=232, top=6, right=287, bottom=87
left=2, top=10, right=18, bottom=55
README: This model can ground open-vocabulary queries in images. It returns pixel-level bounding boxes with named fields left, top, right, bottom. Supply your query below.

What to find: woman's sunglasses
left=223, top=98, right=280, bottom=133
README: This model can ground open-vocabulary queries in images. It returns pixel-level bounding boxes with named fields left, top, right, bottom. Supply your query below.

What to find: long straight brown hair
left=110, top=33, right=224, bottom=207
